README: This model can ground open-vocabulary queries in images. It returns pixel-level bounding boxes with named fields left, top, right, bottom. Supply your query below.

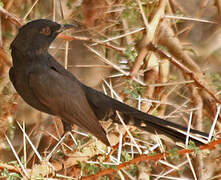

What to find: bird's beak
left=56, top=24, right=77, bottom=33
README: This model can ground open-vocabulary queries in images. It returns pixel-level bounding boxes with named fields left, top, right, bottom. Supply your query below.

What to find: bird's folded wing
left=28, top=67, right=109, bottom=144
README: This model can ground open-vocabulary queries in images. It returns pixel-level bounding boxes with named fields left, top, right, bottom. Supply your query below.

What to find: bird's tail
left=83, top=85, right=209, bottom=145
left=112, top=100, right=208, bottom=145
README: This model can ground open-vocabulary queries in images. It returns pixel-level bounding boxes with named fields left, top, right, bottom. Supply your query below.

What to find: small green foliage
left=122, top=0, right=137, bottom=18
left=204, top=117, right=212, bottom=132
left=131, top=129, right=142, bottom=139
left=174, top=11, right=185, bottom=24
left=1, top=168, right=9, bottom=176
left=88, top=134, right=93, bottom=141
left=98, top=155, right=105, bottom=162
left=99, top=163, right=116, bottom=170
left=79, top=161, right=116, bottom=177
left=8, top=173, right=22, bottom=180
left=157, top=45, right=169, bottom=52
left=78, top=161, right=100, bottom=176
left=76, top=7, right=83, bottom=20
left=152, top=109, right=159, bottom=116
left=124, top=46, right=138, bottom=62
left=124, top=80, right=145, bottom=99
left=128, top=164, right=138, bottom=176
left=168, top=74, right=178, bottom=81
left=0, top=1, right=4, bottom=7
left=148, top=151, right=157, bottom=156
left=122, top=0, right=142, bottom=27
left=20, top=156, right=25, bottom=165
left=1, top=168, right=22, bottom=180
left=121, top=150, right=133, bottom=162
left=3, top=30, right=13, bottom=40
left=210, top=73, right=221, bottom=97
left=2, top=86, right=10, bottom=95
left=66, top=0, right=75, bottom=9
left=210, top=73, right=221, bottom=89
left=8, top=161, right=19, bottom=166
left=56, top=150, right=65, bottom=158
left=168, top=148, right=180, bottom=160
left=21, top=6, right=29, bottom=18
left=218, top=144, right=221, bottom=154
left=76, top=139, right=81, bottom=147
left=188, top=141, right=200, bottom=154
left=177, top=169, right=184, bottom=176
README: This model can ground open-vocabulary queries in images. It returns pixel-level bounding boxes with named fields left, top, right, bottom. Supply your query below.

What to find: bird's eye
left=40, top=27, right=51, bottom=36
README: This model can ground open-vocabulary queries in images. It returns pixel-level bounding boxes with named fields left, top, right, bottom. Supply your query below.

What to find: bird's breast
left=10, top=63, right=52, bottom=115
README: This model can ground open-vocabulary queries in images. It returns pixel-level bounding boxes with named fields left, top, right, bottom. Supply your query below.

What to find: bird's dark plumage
left=10, top=19, right=208, bottom=146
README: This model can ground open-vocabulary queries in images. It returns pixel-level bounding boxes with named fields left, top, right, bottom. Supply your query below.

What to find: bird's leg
left=46, top=121, right=79, bottom=160
left=62, top=120, right=78, bottom=145
left=46, top=132, right=69, bottom=161
left=58, top=121, right=79, bottom=157
left=63, top=120, right=72, bottom=132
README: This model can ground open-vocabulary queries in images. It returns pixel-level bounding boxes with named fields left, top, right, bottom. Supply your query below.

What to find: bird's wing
left=28, top=66, right=109, bottom=145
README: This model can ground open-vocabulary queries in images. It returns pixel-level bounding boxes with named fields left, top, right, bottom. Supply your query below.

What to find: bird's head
left=11, top=19, right=76, bottom=54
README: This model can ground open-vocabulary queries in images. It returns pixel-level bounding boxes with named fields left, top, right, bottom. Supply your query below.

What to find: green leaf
left=78, top=161, right=100, bottom=176
left=124, top=46, right=138, bottom=62
left=188, top=141, right=200, bottom=153
left=0, top=1, right=4, bottom=7
left=121, top=151, right=132, bottom=162
left=124, top=81, right=145, bottom=99
left=8, top=173, right=22, bottom=180
left=169, top=148, right=180, bottom=160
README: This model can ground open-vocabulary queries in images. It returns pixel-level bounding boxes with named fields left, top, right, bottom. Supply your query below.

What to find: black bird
left=9, top=19, right=208, bottom=146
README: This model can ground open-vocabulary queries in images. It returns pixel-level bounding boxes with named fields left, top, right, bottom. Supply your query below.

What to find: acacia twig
left=81, top=138, right=221, bottom=179
left=147, top=43, right=221, bottom=104
left=0, top=6, right=22, bottom=27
